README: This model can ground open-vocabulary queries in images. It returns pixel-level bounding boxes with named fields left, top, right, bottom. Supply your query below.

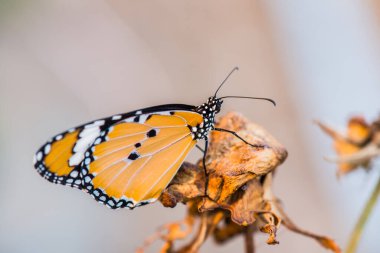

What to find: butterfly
left=33, top=67, right=275, bottom=209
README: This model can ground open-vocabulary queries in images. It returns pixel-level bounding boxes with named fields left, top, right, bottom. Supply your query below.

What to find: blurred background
left=1, top=0, right=380, bottom=252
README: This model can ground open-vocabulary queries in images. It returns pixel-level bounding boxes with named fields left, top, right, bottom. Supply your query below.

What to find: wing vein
left=125, top=134, right=191, bottom=198
left=121, top=157, right=152, bottom=196
left=92, top=129, right=191, bottom=173
left=139, top=138, right=194, bottom=199
left=46, top=142, right=76, bottom=167
left=102, top=160, right=131, bottom=191
left=90, top=141, right=144, bottom=175
left=139, top=133, right=189, bottom=157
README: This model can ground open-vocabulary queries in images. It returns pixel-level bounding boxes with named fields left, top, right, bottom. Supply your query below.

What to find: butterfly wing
left=34, top=121, right=105, bottom=189
left=34, top=105, right=203, bottom=209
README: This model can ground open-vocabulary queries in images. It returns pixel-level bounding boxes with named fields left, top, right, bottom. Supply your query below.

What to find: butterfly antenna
left=214, top=66, right=239, bottom=97
left=219, top=95, right=276, bottom=107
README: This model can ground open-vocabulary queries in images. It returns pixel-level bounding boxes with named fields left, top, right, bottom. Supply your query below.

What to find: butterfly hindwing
left=34, top=105, right=203, bottom=209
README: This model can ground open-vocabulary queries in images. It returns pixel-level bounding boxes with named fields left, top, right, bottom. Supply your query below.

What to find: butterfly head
left=209, top=96, right=223, bottom=114
left=192, top=96, right=223, bottom=140
left=196, top=96, right=223, bottom=119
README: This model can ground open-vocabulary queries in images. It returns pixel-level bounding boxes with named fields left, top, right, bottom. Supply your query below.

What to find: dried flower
left=138, top=112, right=341, bottom=253
left=316, top=116, right=380, bottom=176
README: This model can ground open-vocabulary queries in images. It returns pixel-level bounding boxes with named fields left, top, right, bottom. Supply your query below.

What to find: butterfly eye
left=215, top=100, right=223, bottom=113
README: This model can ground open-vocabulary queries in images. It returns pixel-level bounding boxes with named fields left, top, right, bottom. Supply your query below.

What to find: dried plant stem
left=176, top=212, right=224, bottom=253
left=346, top=175, right=380, bottom=253
left=179, top=213, right=208, bottom=253
left=244, top=225, right=255, bottom=253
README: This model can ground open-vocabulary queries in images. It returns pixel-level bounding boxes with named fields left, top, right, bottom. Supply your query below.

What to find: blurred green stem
left=346, top=175, right=380, bottom=253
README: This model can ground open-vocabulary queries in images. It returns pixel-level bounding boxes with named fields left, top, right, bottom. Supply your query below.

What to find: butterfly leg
left=213, top=127, right=268, bottom=149
left=202, top=137, right=209, bottom=196
left=195, top=144, right=205, bottom=153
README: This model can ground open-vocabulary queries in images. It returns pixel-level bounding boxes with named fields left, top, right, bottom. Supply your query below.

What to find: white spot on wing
left=85, top=120, right=105, bottom=129
left=124, top=117, right=135, bottom=123
left=69, top=153, right=84, bottom=167
left=36, top=151, right=43, bottom=161
left=138, top=114, right=149, bottom=123
left=79, top=127, right=99, bottom=138
left=112, top=115, right=122, bottom=120
left=44, top=144, right=51, bottom=154
left=74, top=131, right=99, bottom=152
left=84, top=176, right=91, bottom=183
left=159, top=111, right=171, bottom=116
left=84, top=158, right=91, bottom=165
left=69, top=126, right=101, bottom=166
left=70, top=171, right=79, bottom=178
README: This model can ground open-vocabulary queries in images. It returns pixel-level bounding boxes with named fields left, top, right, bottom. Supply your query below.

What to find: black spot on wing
left=127, top=152, right=140, bottom=160
left=147, top=129, right=157, bottom=138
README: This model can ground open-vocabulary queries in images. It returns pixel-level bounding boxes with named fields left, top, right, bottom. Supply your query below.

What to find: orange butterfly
left=33, top=68, right=275, bottom=209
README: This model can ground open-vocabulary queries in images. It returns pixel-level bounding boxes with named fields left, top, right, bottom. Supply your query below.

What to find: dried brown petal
left=318, top=237, right=342, bottom=253
left=201, top=112, right=287, bottom=209
left=218, top=179, right=267, bottom=226
left=160, top=162, right=205, bottom=207
left=334, top=139, right=365, bottom=174
left=347, top=117, right=371, bottom=145
left=259, top=224, right=279, bottom=245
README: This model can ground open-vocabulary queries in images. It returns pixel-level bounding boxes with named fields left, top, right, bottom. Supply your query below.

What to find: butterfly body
left=192, top=97, right=223, bottom=139
left=34, top=97, right=222, bottom=209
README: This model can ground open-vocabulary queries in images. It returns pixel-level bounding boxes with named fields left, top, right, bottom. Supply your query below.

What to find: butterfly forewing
left=34, top=105, right=203, bottom=209
left=34, top=126, right=100, bottom=188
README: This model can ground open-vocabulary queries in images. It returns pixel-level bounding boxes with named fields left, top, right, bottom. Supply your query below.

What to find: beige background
left=1, top=1, right=380, bottom=252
